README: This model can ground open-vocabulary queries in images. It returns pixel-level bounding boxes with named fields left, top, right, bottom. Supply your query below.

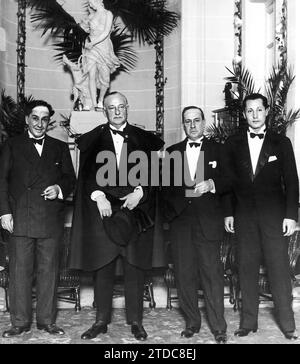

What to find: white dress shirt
left=247, top=126, right=266, bottom=174
left=186, top=138, right=203, bottom=181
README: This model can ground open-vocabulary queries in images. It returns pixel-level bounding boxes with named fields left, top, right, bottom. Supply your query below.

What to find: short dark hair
left=242, top=93, right=269, bottom=111
left=25, top=100, right=55, bottom=117
left=182, top=106, right=205, bottom=123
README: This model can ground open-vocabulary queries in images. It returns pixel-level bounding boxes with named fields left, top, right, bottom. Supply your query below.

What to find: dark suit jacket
left=163, top=137, right=230, bottom=241
left=222, top=130, right=299, bottom=236
left=69, top=122, right=164, bottom=271
left=0, top=133, right=76, bottom=238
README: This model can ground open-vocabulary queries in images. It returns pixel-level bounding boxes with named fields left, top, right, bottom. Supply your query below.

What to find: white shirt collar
left=109, top=122, right=127, bottom=132
left=247, top=125, right=266, bottom=135
left=27, top=131, right=45, bottom=140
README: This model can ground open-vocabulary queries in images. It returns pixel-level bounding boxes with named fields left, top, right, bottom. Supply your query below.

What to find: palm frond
left=104, top=0, right=180, bottom=45
left=225, top=65, right=257, bottom=97
left=206, top=122, right=241, bottom=144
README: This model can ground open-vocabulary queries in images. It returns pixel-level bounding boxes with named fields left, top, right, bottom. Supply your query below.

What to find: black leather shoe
left=131, top=324, right=147, bottom=341
left=81, top=322, right=108, bottom=340
left=2, top=325, right=31, bottom=338
left=234, top=328, right=257, bottom=337
left=37, top=324, right=65, bottom=336
left=181, top=327, right=200, bottom=338
left=214, top=331, right=227, bottom=344
left=284, top=331, right=298, bottom=340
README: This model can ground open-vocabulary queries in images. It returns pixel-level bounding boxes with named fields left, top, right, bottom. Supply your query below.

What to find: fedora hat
left=103, top=207, right=138, bottom=246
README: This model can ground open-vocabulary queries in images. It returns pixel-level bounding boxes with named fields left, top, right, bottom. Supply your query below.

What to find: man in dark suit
left=0, top=100, right=76, bottom=337
left=223, top=93, right=299, bottom=340
left=69, top=91, right=164, bottom=341
left=162, top=106, right=229, bottom=344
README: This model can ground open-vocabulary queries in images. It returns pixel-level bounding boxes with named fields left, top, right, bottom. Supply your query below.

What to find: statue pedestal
left=69, top=110, right=107, bottom=135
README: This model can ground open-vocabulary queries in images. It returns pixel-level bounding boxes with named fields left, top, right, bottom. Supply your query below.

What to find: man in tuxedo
left=69, top=91, right=164, bottom=341
left=223, top=93, right=299, bottom=340
left=0, top=100, right=75, bottom=337
left=162, top=106, right=229, bottom=344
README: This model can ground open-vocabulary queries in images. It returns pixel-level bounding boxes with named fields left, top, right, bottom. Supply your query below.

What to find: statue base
left=69, top=110, right=107, bottom=135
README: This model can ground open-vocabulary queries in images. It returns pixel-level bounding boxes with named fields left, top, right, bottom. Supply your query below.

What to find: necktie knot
left=250, top=132, right=264, bottom=140
left=31, top=138, right=44, bottom=145
left=189, top=142, right=201, bottom=148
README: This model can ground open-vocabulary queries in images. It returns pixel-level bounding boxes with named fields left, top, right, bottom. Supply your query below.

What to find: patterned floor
left=0, top=306, right=299, bottom=344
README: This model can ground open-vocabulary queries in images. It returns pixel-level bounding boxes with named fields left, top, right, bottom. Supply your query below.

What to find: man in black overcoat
left=0, top=100, right=75, bottom=337
left=223, top=93, right=299, bottom=340
left=69, top=91, right=164, bottom=340
left=162, top=106, right=230, bottom=344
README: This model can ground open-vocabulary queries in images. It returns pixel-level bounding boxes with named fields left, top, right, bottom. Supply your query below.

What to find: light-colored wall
left=0, top=0, right=17, bottom=97
left=286, top=0, right=300, bottom=192
left=180, top=0, right=235, bottom=142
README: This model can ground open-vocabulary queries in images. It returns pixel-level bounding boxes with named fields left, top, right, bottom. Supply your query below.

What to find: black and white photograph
left=0, top=0, right=300, bottom=348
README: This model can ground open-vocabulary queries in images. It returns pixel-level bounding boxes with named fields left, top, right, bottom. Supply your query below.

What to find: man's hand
left=224, top=216, right=235, bottom=233
left=41, top=185, right=60, bottom=200
left=1, top=214, right=14, bottom=234
left=96, top=196, right=112, bottom=219
left=194, top=180, right=214, bottom=195
left=283, top=218, right=297, bottom=237
left=120, top=190, right=142, bottom=211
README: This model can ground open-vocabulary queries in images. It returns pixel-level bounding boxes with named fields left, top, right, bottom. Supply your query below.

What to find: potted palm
left=207, top=63, right=300, bottom=142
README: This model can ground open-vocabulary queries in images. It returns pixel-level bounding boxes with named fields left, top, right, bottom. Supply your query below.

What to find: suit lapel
left=254, top=131, right=272, bottom=179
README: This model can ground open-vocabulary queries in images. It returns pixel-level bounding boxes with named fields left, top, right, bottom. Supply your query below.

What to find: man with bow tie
left=223, top=93, right=299, bottom=340
left=162, top=106, right=230, bottom=344
left=0, top=100, right=75, bottom=337
left=69, top=91, right=164, bottom=341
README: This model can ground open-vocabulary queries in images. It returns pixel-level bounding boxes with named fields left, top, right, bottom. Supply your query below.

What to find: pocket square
left=209, top=161, right=217, bottom=169
left=268, top=156, right=277, bottom=162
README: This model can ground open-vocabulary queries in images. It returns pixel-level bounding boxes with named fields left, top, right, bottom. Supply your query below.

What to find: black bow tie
left=31, top=138, right=44, bottom=145
left=189, top=142, right=201, bottom=148
left=250, top=132, right=264, bottom=140
left=109, top=128, right=128, bottom=139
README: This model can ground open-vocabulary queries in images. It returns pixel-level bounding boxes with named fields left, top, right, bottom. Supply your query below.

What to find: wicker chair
left=0, top=227, right=81, bottom=312
left=163, top=232, right=237, bottom=310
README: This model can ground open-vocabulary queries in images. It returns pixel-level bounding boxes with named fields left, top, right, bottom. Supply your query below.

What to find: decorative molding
left=275, top=0, right=287, bottom=69
left=233, top=0, right=242, bottom=67
left=154, top=32, right=166, bottom=137
left=17, top=0, right=26, bottom=104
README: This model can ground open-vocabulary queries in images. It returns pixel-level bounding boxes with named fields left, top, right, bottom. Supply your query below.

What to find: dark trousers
left=8, top=236, right=60, bottom=327
left=170, top=213, right=227, bottom=333
left=94, top=257, right=145, bottom=325
left=236, top=214, right=295, bottom=332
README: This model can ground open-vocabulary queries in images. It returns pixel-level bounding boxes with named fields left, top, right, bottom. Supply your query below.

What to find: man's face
left=104, top=94, right=128, bottom=128
left=183, top=108, right=205, bottom=141
left=244, top=98, right=269, bottom=131
left=26, top=106, right=50, bottom=138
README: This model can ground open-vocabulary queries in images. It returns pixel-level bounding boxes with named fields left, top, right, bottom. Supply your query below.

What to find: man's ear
left=265, top=107, right=270, bottom=116
left=25, top=115, right=29, bottom=126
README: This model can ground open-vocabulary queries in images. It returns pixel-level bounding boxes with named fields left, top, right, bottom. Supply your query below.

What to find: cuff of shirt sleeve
left=209, top=179, right=216, bottom=194
left=91, top=190, right=106, bottom=201
left=56, top=185, right=63, bottom=200
left=134, top=186, right=143, bottom=199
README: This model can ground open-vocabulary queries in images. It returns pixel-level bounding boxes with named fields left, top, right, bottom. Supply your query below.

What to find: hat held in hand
left=103, top=208, right=138, bottom=246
